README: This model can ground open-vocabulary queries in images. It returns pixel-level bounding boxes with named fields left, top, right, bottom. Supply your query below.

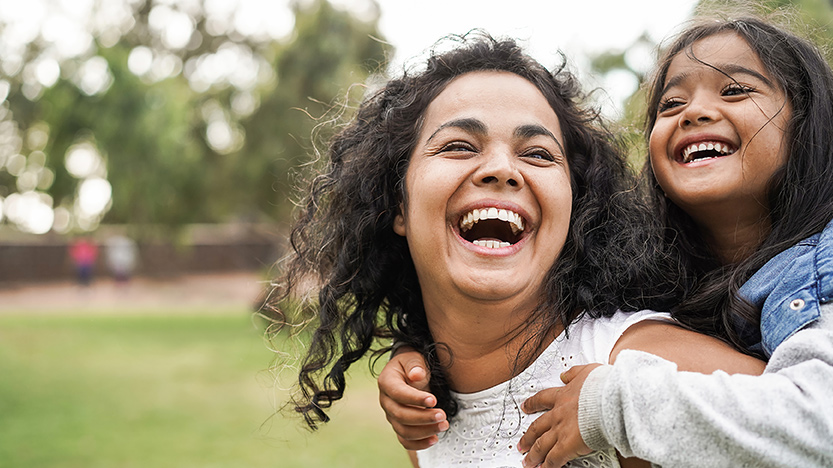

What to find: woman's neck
left=422, top=297, right=559, bottom=394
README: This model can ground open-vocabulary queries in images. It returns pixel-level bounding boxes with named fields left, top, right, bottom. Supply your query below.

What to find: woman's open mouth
left=458, top=207, right=525, bottom=249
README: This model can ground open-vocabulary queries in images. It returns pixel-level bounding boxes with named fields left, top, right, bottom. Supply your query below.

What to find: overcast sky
left=366, top=0, right=698, bottom=115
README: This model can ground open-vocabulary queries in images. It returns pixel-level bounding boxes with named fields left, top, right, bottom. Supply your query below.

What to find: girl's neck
left=423, top=298, right=559, bottom=394
left=695, top=211, right=771, bottom=265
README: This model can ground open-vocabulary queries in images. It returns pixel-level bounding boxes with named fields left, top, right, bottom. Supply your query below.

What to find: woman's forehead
left=420, top=71, right=563, bottom=140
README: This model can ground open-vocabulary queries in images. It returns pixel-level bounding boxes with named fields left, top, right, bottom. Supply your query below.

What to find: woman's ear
left=393, top=203, right=407, bottom=236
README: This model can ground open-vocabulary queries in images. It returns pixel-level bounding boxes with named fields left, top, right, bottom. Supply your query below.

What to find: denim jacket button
left=789, top=298, right=805, bottom=310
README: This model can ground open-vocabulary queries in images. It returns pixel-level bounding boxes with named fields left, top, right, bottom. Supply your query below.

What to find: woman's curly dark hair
left=269, top=32, right=681, bottom=429
left=643, top=16, right=833, bottom=351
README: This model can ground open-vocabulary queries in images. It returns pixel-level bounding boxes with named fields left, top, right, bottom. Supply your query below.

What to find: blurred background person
left=105, top=234, right=138, bottom=284
left=68, top=236, right=98, bottom=286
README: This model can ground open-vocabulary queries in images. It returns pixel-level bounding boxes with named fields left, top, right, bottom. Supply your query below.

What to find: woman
left=270, top=33, right=762, bottom=467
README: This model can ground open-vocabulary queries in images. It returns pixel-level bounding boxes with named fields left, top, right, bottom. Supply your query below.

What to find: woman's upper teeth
left=681, top=141, right=736, bottom=163
left=459, top=207, right=524, bottom=234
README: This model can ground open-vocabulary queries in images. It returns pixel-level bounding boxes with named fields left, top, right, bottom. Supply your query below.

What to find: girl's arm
left=520, top=306, right=833, bottom=468
left=377, top=348, right=448, bottom=450
left=517, top=319, right=765, bottom=467
left=407, top=451, right=420, bottom=468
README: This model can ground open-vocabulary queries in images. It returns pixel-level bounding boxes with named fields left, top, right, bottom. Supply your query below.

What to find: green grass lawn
left=0, top=309, right=410, bottom=468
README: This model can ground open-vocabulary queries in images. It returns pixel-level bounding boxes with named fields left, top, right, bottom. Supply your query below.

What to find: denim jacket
left=738, top=218, right=833, bottom=357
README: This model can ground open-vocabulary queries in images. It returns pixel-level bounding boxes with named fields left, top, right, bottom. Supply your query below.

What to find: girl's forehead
left=669, top=32, right=760, bottom=74
left=662, top=31, right=778, bottom=90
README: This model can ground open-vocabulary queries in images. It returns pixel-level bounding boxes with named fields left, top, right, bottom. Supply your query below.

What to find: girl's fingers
left=399, top=434, right=440, bottom=451
left=522, top=387, right=560, bottom=414
left=382, top=398, right=447, bottom=427
left=379, top=374, right=437, bottom=408
left=559, top=364, right=587, bottom=384
left=518, top=407, right=551, bottom=453
left=390, top=417, right=449, bottom=443
left=520, top=429, right=558, bottom=468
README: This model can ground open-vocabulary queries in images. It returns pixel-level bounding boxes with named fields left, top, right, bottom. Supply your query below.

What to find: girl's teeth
left=681, top=141, right=736, bottom=163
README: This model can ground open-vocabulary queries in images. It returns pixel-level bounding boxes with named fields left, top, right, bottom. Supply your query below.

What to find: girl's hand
left=378, top=347, right=449, bottom=450
left=517, top=364, right=599, bottom=468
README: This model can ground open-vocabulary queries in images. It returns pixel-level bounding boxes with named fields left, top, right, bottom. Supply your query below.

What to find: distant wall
left=0, top=224, right=283, bottom=284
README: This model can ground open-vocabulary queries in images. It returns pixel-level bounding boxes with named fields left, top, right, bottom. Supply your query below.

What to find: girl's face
left=649, top=32, right=791, bottom=225
left=393, top=71, right=572, bottom=310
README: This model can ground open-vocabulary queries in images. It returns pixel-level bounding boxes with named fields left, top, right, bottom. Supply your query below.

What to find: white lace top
left=416, top=309, right=671, bottom=468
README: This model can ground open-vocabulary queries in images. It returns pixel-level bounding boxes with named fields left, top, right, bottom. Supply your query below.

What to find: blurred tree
left=0, top=0, right=390, bottom=237
left=228, top=0, right=389, bottom=222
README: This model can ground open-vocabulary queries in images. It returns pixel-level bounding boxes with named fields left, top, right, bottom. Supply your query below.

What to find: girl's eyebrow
left=661, top=63, right=776, bottom=96
left=719, top=64, right=776, bottom=89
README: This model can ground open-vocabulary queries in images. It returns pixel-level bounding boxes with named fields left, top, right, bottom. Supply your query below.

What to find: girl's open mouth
left=679, top=141, right=737, bottom=164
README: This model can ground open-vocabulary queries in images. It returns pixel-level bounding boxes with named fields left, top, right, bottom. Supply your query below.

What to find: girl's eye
left=657, top=97, right=684, bottom=113
left=722, top=83, right=754, bottom=97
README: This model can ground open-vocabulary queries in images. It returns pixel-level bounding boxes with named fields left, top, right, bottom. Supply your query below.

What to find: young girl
left=379, top=16, right=833, bottom=468
left=270, top=34, right=762, bottom=468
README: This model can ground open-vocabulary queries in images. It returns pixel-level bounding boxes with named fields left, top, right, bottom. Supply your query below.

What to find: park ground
left=0, top=271, right=409, bottom=467
left=0, top=271, right=268, bottom=314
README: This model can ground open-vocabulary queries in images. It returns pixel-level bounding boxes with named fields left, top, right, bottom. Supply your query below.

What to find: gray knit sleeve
left=577, top=365, right=614, bottom=451
left=588, top=303, right=833, bottom=467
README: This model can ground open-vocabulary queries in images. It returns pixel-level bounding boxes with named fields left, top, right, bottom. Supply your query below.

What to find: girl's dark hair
left=269, top=32, right=679, bottom=429
left=643, top=16, right=833, bottom=349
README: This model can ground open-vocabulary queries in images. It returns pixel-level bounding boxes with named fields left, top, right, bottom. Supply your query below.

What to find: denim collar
left=737, top=219, right=833, bottom=356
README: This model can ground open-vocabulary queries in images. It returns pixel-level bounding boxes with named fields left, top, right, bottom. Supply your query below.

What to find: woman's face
left=393, top=71, right=572, bottom=310
left=649, top=32, right=791, bottom=224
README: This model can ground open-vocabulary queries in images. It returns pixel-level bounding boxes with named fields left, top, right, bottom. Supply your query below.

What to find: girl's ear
left=393, top=203, right=407, bottom=236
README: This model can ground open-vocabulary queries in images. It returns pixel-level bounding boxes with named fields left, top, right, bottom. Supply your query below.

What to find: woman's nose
left=474, top=150, right=522, bottom=188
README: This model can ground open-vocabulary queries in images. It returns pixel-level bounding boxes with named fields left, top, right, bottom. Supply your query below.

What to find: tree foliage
left=0, top=0, right=390, bottom=236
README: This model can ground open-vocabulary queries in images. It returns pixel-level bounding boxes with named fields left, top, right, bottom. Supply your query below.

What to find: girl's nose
left=474, top=150, right=523, bottom=188
left=679, top=98, right=720, bottom=128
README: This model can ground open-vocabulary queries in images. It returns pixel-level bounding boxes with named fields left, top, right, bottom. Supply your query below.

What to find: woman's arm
left=520, top=307, right=833, bottom=468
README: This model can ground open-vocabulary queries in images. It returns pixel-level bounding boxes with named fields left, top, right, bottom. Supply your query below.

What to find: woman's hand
left=378, top=348, right=449, bottom=450
left=517, top=364, right=599, bottom=468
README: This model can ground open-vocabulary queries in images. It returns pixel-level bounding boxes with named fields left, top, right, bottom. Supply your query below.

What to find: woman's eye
left=439, top=141, right=476, bottom=153
left=522, top=149, right=555, bottom=162
left=657, top=97, right=684, bottom=113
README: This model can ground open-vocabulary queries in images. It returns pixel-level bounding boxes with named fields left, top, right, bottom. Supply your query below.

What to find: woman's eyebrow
left=515, top=124, right=565, bottom=154
left=426, top=118, right=487, bottom=143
